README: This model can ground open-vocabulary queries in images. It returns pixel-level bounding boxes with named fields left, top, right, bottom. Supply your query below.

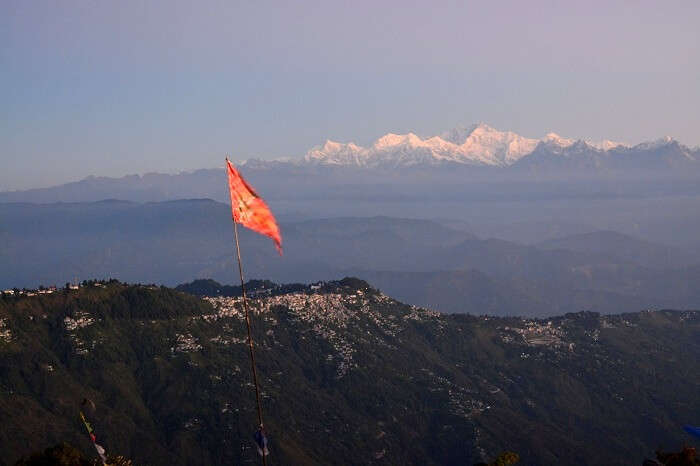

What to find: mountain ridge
left=1, top=279, right=698, bottom=465
left=2, top=124, right=700, bottom=205
left=300, top=123, right=696, bottom=169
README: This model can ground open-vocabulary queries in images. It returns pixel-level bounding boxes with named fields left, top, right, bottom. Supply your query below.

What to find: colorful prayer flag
left=80, top=410, right=108, bottom=465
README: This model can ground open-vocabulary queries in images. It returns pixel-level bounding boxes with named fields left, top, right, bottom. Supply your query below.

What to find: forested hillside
left=1, top=280, right=698, bottom=465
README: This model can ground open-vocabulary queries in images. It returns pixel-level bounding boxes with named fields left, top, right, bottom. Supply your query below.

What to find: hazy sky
left=2, top=0, right=699, bottom=190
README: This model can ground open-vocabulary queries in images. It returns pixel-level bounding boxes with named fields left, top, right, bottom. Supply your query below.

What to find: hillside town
left=2, top=283, right=81, bottom=297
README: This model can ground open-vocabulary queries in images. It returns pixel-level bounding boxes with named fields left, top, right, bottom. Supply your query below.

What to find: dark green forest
left=1, top=280, right=698, bottom=465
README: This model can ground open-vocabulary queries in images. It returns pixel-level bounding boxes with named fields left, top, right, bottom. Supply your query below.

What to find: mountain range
left=2, top=124, right=700, bottom=206
left=302, top=123, right=634, bottom=168
left=293, top=123, right=699, bottom=170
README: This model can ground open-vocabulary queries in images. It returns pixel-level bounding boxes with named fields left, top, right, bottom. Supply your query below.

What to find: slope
left=1, top=280, right=699, bottom=465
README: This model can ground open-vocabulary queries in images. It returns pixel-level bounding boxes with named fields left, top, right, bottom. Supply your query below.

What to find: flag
left=80, top=410, right=108, bottom=465
left=226, top=159, right=282, bottom=255
left=94, top=443, right=108, bottom=464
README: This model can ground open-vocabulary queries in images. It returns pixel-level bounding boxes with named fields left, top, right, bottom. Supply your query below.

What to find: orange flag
left=226, top=159, right=283, bottom=255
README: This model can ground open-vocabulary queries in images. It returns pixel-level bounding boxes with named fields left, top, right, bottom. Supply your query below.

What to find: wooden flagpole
left=233, top=212, right=268, bottom=466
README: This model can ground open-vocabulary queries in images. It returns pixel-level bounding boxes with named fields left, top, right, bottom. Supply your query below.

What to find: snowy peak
left=305, top=140, right=367, bottom=165
left=437, top=123, right=539, bottom=164
left=440, top=123, right=480, bottom=145
left=634, top=136, right=676, bottom=151
left=459, top=124, right=539, bottom=164
left=590, top=140, right=624, bottom=151
left=372, top=132, right=424, bottom=149
left=543, top=133, right=575, bottom=148
left=301, top=124, right=694, bottom=169
left=304, top=124, right=545, bottom=167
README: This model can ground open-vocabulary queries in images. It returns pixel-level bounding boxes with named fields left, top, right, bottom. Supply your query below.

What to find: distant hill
left=537, top=230, right=693, bottom=269
left=3, top=200, right=700, bottom=316
left=349, top=269, right=663, bottom=317
left=0, top=280, right=698, bottom=465
left=349, top=269, right=548, bottom=316
left=0, top=201, right=474, bottom=288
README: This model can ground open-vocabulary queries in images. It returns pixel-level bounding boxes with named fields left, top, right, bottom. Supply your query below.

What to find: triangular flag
left=226, top=159, right=282, bottom=255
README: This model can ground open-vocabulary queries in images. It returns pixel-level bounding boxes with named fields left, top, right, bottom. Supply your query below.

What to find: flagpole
left=232, top=217, right=268, bottom=466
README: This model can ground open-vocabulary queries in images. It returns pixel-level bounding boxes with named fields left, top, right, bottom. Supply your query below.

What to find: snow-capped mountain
left=512, top=135, right=699, bottom=172
left=231, top=123, right=700, bottom=174
left=302, top=123, right=634, bottom=168
left=439, top=124, right=539, bottom=165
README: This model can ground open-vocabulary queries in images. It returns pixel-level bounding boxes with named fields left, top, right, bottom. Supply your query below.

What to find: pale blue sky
left=2, top=0, right=699, bottom=190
